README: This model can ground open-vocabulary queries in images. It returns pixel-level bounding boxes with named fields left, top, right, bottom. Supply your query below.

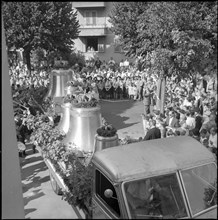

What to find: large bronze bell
left=63, top=106, right=102, bottom=152
left=56, top=102, right=72, bottom=134
left=45, top=69, right=73, bottom=99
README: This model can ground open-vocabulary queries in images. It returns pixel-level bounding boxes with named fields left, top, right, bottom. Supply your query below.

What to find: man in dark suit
left=165, top=111, right=179, bottom=128
left=190, top=108, right=203, bottom=135
left=144, top=119, right=161, bottom=141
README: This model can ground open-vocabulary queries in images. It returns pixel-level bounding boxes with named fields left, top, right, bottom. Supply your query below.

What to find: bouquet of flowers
left=96, top=119, right=117, bottom=137
left=63, top=80, right=99, bottom=108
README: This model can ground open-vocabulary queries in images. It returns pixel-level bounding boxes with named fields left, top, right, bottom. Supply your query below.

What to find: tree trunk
left=24, top=48, right=31, bottom=74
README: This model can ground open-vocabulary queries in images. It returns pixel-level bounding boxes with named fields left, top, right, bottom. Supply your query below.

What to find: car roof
left=92, top=136, right=215, bottom=182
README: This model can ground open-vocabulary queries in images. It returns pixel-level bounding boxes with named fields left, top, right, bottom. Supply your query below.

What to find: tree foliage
left=3, top=2, right=80, bottom=72
left=109, top=2, right=148, bottom=58
left=109, top=1, right=217, bottom=77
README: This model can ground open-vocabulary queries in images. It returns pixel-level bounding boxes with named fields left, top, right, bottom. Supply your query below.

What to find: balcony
left=72, top=2, right=105, bottom=8
left=79, top=25, right=107, bottom=36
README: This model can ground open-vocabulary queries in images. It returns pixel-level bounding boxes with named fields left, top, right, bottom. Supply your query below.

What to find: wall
left=2, top=18, right=25, bottom=219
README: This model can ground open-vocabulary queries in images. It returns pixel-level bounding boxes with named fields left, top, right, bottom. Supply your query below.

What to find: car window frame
left=94, top=168, right=121, bottom=218
left=179, top=162, right=217, bottom=218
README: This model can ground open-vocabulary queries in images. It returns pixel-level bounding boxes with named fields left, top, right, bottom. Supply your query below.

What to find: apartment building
left=72, top=2, right=127, bottom=63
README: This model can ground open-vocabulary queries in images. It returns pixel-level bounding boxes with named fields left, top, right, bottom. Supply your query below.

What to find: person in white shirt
left=206, top=74, right=215, bottom=93
left=119, top=59, right=124, bottom=69
left=123, top=59, right=129, bottom=69
left=133, top=84, right=138, bottom=101
left=141, top=114, right=151, bottom=136
left=185, top=111, right=196, bottom=130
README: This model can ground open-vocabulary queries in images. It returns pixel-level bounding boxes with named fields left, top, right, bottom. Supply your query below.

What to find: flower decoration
left=96, top=119, right=117, bottom=137
left=63, top=80, right=99, bottom=108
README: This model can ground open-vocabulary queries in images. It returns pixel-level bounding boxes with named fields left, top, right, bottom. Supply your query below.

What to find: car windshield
left=123, top=173, right=188, bottom=219
left=181, top=163, right=217, bottom=216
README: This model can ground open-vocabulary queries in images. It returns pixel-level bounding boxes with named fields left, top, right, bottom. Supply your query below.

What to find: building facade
left=72, top=2, right=127, bottom=63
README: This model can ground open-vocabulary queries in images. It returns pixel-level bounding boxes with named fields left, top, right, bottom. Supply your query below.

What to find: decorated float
left=25, top=68, right=216, bottom=219
left=32, top=69, right=120, bottom=218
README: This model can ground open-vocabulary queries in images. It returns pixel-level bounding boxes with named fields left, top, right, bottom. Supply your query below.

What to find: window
left=85, top=11, right=97, bottom=26
left=181, top=163, right=217, bottom=216
left=86, top=37, right=98, bottom=52
left=123, top=173, right=188, bottom=219
left=86, top=37, right=105, bottom=53
left=98, top=37, right=105, bottom=53
left=95, top=170, right=120, bottom=217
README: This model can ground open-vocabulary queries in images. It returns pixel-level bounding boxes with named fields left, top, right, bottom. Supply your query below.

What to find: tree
left=2, top=2, right=80, bottom=73
left=108, top=2, right=148, bottom=58
left=109, top=1, right=217, bottom=77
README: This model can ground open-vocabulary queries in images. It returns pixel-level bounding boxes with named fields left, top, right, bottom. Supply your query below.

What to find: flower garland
left=26, top=108, right=94, bottom=213
left=63, top=80, right=99, bottom=108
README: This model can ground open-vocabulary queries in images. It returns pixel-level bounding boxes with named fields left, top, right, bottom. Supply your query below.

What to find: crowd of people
left=10, top=57, right=217, bottom=157
left=9, top=61, right=50, bottom=89
left=141, top=70, right=217, bottom=156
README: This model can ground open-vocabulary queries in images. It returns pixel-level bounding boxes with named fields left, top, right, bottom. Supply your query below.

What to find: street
left=20, top=99, right=145, bottom=218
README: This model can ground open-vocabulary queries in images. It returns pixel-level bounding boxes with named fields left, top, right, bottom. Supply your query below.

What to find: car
left=92, top=136, right=217, bottom=219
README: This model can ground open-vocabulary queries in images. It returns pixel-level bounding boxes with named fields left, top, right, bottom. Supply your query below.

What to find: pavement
left=20, top=99, right=145, bottom=219
left=20, top=144, right=78, bottom=219
left=100, top=99, right=145, bottom=139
